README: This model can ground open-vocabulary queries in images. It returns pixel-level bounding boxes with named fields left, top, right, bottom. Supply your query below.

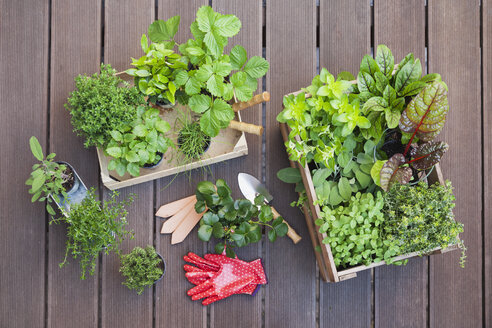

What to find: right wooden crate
left=279, top=120, right=459, bottom=283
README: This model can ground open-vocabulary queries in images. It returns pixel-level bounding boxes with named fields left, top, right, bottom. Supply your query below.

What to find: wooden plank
left=318, top=1, right=371, bottom=325
left=265, top=1, right=317, bottom=327
left=48, top=1, right=101, bottom=327
left=101, top=1, right=154, bottom=327
left=428, top=1, right=482, bottom=327
left=373, top=1, right=428, bottom=327
left=0, top=0, right=49, bottom=326
left=155, top=2, right=207, bottom=327
left=484, top=1, right=492, bottom=326
left=210, top=1, right=262, bottom=326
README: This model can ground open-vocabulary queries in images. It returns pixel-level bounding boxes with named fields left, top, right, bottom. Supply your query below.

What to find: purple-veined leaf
left=409, top=141, right=449, bottom=170
left=380, top=154, right=412, bottom=191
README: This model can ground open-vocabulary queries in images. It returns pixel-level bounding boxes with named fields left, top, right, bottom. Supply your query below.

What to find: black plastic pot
left=143, top=152, right=164, bottom=169
left=154, top=252, right=166, bottom=284
left=53, top=161, right=88, bottom=215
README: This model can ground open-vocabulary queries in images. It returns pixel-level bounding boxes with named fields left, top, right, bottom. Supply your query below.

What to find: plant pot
left=155, top=252, right=166, bottom=284
left=177, top=128, right=211, bottom=159
left=143, top=152, right=164, bottom=169
left=52, top=161, right=88, bottom=216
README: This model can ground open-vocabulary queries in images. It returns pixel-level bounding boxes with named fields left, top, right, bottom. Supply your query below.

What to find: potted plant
left=65, top=64, right=146, bottom=148
left=26, top=136, right=87, bottom=218
left=127, top=5, right=269, bottom=142
left=104, top=106, right=173, bottom=177
left=56, top=188, right=134, bottom=280
left=276, top=44, right=465, bottom=282
left=194, top=179, right=287, bottom=257
left=119, top=245, right=165, bottom=295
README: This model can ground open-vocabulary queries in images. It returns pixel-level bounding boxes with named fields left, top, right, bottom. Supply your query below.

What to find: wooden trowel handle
left=228, top=120, right=263, bottom=136
left=271, top=206, right=301, bottom=244
left=232, top=92, right=270, bottom=112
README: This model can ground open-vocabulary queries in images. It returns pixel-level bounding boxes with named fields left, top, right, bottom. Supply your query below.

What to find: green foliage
left=120, top=245, right=164, bottom=295
left=104, top=106, right=172, bottom=177
left=133, top=6, right=269, bottom=137
left=383, top=181, right=466, bottom=267
left=315, top=192, right=398, bottom=267
left=195, top=179, right=287, bottom=257
left=26, top=136, right=70, bottom=219
left=177, top=120, right=211, bottom=161
left=66, top=64, right=146, bottom=148
left=57, top=189, right=134, bottom=279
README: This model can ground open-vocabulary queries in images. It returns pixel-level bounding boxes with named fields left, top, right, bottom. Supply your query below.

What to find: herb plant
left=383, top=181, right=466, bottom=267
left=120, top=245, right=164, bottom=295
left=104, top=106, right=173, bottom=177
left=129, top=6, right=269, bottom=138
left=57, top=189, right=134, bottom=279
left=26, top=136, right=71, bottom=218
left=66, top=64, right=146, bottom=148
left=195, top=179, right=287, bottom=257
left=177, top=119, right=211, bottom=160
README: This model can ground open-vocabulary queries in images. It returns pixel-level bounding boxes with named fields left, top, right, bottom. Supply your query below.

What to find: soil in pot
left=61, top=165, right=75, bottom=192
left=177, top=122, right=211, bottom=160
left=381, top=129, right=406, bottom=158
left=143, top=152, right=164, bottom=169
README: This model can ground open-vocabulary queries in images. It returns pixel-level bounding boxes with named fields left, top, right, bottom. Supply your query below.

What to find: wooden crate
left=97, top=104, right=247, bottom=190
left=279, top=97, right=459, bottom=282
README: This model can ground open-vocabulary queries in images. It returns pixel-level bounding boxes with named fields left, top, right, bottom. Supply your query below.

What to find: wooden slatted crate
left=279, top=93, right=459, bottom=283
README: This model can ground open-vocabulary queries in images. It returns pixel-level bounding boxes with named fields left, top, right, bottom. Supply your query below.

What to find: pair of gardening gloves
left=183, top=252, right=267, bottom=305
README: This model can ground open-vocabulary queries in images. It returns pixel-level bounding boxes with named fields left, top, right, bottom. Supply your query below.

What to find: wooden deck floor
left=1, top=1, right=490, bottom=327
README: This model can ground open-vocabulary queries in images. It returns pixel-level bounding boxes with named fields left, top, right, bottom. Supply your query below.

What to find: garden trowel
left=238, top=173, right=301, bottom=244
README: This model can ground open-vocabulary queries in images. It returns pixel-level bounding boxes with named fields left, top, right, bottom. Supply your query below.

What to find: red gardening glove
left=184, top=253, right=267, bottom=305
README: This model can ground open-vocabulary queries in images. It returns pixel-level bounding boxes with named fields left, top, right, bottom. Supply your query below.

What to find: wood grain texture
left=428, top=1, right=482, bottom=327
left=155, top=2, right=207, bottom=327
left=48, top=1, right=101, bottom=327
left=320, top=0, right=371, bottom=76
left=101, top=2, right=154, bottom=327
left=0, top=0, right=49, bottom=327
left=318, top=1, right=371, bottom=325
left=484, top=1, right=492, bottom=327
left=265, top=1, right=317, bottom=327
left=373, top=2, right=428, bottom=327
left=209, top=1, right=263, bottom=326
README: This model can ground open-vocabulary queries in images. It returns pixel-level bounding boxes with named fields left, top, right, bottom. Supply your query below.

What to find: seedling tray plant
left=277, top=45, right=465, bottom=282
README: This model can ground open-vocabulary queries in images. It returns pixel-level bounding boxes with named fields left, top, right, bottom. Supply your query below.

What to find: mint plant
left=66, top=64, right=146, bottom=148
left=128, top=6, right=269, bottom=138
left=120, top=245, right=164, bottom=295
left=26, top=136, right=71, bottom=219
left=104, top=106, right=173, bottom=177
left=57, top=188, right=134, bottom=280
left=195, top=179, right=287, bottom=258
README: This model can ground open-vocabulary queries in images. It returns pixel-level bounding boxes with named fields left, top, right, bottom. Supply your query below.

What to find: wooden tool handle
left=232, top=92, right=270, bottom=112
left=228, top=120, right=263, bottom=136
left=271, top=206, right=301, bottom=244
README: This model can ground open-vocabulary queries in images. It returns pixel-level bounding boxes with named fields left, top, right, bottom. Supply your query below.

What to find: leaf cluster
left=383, top=181, right=466, bottom=267
left=66, top=64, right=146, bottom=148
left=119, top=245, right=164, bottom=295
left=195, top=179, right=287, bottom=257
left=57, top=188, right=134, bottom=279
left=129, top=6, right=269, bottom=137
left=104, top=106, right=173, bottom=177
left=25, top=136, right=70, bottom=219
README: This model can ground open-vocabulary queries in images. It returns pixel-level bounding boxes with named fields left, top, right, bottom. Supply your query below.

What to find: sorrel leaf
left=409, top=141, right=449, bottom=170
left=380, top=154, right=412, bottom=191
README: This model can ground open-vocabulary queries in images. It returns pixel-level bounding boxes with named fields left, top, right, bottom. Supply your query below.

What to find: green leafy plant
left=383, top=181, right=466, bottom=267
left=104, top=106, right=173, bottom=177
left=129, top=6, right=269, bottom=138
left=26, top=136, right=71, bottom=218
left=57, top=189, right=134, bottom=279
left=120, top=245, right=164, bottom=295
left=195, top=179, right=287, bottom=257
left=66, top=64, right=146, bottom=148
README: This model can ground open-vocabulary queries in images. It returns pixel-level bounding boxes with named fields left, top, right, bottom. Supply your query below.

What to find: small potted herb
left=195, top=179, right=288, bottom=257
left=65, top=64, right=146, bottom=148
left=104, top=106, right=173, bottom=177
left=176, top=115, right=211, bottom=161
left=26, top=136, right=87, bottom=218
left=57, top=188, right=134, bottom=279
left=119, top=245, right=165, bottom=295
